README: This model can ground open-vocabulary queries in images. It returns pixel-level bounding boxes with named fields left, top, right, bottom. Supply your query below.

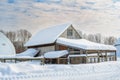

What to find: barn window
left=67, top=29, right=73, bottom=36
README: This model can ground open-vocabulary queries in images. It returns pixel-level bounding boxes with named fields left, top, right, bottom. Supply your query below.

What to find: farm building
left=25, top=24, right=117, bottom=64
left=0, top=32, right=16, bottom=57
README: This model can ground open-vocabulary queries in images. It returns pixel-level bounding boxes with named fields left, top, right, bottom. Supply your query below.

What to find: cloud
left=34, top=0, right=61, bottom=4
left=0, top=0, right=120, bottom=37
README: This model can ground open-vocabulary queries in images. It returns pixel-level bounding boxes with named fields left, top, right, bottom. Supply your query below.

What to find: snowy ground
left=0, top=60, right=120, bottom=80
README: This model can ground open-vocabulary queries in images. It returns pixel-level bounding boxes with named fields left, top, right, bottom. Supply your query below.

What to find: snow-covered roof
left=16, top=48, right=39, bottom=57
left=44, top=50, right=68, bottom=58
left=25, top=24, right=71, bottom=47
left=0, top=32, right=16, bottom=57
left=56, top=38, right=116, bottom=51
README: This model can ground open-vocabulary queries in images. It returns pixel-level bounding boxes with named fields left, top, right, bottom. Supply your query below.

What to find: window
left=67, top=29, right=73, bottom=36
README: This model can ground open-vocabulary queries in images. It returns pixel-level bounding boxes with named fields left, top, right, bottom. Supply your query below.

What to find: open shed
left=56, top=38, right=117, bottom=64
left=44, top=50, right=68, bottom=64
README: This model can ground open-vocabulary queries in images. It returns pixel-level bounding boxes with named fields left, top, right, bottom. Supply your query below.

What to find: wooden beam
left=28, top=43, right=55, bottom=48
left=56, top=43, right=85, bottom=51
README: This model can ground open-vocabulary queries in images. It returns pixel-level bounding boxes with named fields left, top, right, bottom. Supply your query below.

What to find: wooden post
left=55, top=44, right=59, bottom=51
left=86, top=51, right=88, bottom=63
left=105, top=51, right=108, bottom=61
left=42, top=58, right=45, bottom=65
left=115, top=51, right=117, bottom=61
left=97, top=51, right=100, bottom=63
left=58, top=58, right=60, bottom=64
left=67, top=56, right=70, bottom=64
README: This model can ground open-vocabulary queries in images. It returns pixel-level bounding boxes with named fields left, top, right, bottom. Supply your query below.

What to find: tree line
left=78, top=31, right=116, bottom=45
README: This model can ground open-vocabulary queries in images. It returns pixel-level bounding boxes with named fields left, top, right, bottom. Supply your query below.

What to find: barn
left=25, top=24, right=117, bottom=64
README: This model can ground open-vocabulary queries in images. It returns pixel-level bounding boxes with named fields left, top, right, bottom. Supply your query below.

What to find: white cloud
left=0, top=0, right=120, bottom=37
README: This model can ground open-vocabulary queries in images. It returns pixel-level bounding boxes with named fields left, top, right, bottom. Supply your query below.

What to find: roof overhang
left=56, top=38, right=116, bottom=52
left=28, top=42, right=55, bottom=48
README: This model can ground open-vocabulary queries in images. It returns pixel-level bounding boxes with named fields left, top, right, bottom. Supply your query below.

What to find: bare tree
left=104, top=36, right=116, bottom=45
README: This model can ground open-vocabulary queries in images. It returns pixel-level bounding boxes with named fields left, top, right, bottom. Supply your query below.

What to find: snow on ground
left=0, top=61, right=120, bottom=80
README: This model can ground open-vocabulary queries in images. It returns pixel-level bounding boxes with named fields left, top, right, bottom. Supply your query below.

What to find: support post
left=58, top=58, right=60, bottom=64
left=55, top=44, right=57, bottom=51
left=86, top=51, right=88, bottom=63
left=67, top=56, right=70, bottom=64
left=105, top=51, right=108, bottom=61
left=42, top=58, right=45, bottom=65
left=115, top=51, right=117, bottom=61
left=97, top=51, right=100, bottom=63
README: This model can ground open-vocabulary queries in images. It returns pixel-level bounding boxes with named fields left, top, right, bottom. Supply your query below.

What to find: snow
left=16, top=48, right=39, bottom=57
left=69, top=52, right=115, bottom=57
left=0, top=32, right=16, bottom=57
left=69, top=54, right=87, bottom=57
left=0, top=61, right=120, bottom=80
left=44, top=50, right=68, bottom=58
left=24, top=24, right=71, bottom=47
left=57, top=37, right=116, bottom=51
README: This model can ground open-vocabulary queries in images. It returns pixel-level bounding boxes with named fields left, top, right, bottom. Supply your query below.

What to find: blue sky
left=0, top=0, right=120, bottom=37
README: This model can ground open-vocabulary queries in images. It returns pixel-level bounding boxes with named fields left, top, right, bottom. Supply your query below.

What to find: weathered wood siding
left=60, top=25, right=80, bottom=39
left=37, top=46, right=55, bottom=55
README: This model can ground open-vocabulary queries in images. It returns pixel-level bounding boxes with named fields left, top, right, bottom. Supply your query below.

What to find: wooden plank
left=69, top=51, right=81, bottom=54
left=115, top=51, right=117, bottom=61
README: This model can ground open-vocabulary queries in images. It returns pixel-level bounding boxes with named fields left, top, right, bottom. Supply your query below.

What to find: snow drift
left=0, top=61, right=120, bottom=80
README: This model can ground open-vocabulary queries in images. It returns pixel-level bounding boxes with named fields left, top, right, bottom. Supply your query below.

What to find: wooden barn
left=25, top=24, right=117, bottom=64
left=24, top=24, right=81, bottom=54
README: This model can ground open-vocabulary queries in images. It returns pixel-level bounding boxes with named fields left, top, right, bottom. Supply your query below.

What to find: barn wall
left=29, top=25, right=81, bottom=55
left=37, top=46, right=55, bottom=55
left=60, top=25, right=80, bottom=39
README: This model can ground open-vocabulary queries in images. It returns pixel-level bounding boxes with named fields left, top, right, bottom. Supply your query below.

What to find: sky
left=0, top=0, right=120, bottom=37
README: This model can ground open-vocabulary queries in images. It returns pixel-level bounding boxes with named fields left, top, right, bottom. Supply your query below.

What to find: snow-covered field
left=0, top=61, right=120, bottom=80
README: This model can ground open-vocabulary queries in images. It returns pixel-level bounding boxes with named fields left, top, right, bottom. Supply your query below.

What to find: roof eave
left=27, top=42, right=56, bottom=48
